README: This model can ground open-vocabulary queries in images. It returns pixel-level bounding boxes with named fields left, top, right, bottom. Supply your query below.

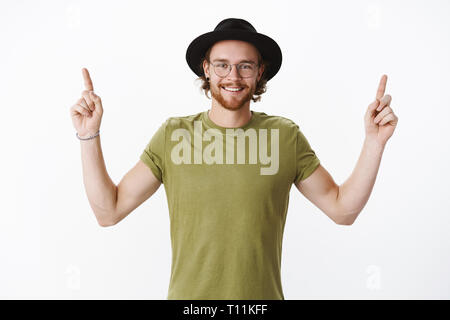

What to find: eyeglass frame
left=207, top=59, right=261, bottom=78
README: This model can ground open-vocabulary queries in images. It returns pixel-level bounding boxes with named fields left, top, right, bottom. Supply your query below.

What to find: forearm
left=80, top=135, right=117, bottom=225
left=336, top=137, right=385, bottom=222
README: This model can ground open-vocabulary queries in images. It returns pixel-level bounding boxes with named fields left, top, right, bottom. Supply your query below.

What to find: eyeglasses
left=209, top=61, right=259, bottom=78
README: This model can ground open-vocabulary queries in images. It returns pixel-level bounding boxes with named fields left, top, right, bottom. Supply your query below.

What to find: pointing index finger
left=82, top=67, right=94, bottom=91
left=375, top=74, right=387, bottom=101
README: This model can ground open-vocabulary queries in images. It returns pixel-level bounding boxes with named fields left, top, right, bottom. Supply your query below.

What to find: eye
left=217, top=63, right=228, bottom=68
left=240, top=64, right=253, bottom=69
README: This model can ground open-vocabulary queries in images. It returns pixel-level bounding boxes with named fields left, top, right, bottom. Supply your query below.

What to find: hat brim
left=186, top=29, right=282, bottom=82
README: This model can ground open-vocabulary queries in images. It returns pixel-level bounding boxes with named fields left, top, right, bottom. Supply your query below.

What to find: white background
left=1, top=0, right=449, bottom=299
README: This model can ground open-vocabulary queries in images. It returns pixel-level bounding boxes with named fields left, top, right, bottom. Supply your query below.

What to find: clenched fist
left=70, top=68, right=104, bottom=139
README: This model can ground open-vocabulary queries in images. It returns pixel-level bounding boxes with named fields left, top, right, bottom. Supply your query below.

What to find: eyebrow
left=212, top=59, right=256, bottom=64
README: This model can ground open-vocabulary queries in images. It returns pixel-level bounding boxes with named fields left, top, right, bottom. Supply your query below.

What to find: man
left=70, top=18, right=398, bottom=300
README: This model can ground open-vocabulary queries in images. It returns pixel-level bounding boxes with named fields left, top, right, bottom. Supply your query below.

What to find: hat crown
left=214, top=18, right=257, bottom=33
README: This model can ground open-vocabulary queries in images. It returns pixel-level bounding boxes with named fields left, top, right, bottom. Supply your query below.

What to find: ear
left=203, top=59, right=210, bottom=78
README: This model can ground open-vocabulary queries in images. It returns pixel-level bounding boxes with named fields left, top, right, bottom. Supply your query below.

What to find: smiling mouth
left=221, top=86, right=245, bottom=93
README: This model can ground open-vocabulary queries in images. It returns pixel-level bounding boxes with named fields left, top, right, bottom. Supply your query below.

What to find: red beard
left=210, top=84, right=255, bottom=110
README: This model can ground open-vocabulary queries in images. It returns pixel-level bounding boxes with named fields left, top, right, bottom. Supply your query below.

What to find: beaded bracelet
left=76, top=130, right=100, bottom=141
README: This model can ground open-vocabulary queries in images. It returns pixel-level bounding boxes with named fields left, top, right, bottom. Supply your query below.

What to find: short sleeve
left=294, top=125, right=320, bottom=184
left=140, top=119, right=168, bottom=183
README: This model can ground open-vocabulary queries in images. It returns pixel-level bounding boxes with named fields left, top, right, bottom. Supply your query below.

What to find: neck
left=208, top=102, right=252, bottom=128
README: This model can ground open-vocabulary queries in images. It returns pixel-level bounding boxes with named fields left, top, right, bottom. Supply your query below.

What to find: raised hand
left=364, top=74, right=399, bottom=146
left=70, top=68, right=104, bottom=139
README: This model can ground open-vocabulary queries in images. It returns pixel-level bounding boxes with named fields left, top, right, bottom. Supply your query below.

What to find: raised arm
left=70, top=68, right=161, bottom=227
left=295, top=75, right=398, bottom=225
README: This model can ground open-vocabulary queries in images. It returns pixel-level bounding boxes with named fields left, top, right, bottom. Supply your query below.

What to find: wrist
left=76, top=130, right=100, bottom=140
left=364, top=136, right=385, bottom=151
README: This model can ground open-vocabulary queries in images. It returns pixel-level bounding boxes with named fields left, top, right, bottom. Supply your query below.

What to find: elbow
left=96, top=214, right=117, bottom=228
left=336, top=218, right=354, bottom=226
left=98, top=220, right=115, bottom=227
left=333, top=212, right=358, bottom=226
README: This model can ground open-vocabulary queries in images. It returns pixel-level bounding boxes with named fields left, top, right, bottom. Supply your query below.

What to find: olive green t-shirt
left=140, top=109, right=320, bottom=300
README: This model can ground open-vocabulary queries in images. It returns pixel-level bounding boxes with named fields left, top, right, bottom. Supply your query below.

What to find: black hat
left=186, top=18, right=282, bottom=81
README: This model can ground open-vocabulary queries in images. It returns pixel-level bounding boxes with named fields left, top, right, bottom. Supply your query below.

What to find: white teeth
left=223, top=87, right=243, bottom=92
